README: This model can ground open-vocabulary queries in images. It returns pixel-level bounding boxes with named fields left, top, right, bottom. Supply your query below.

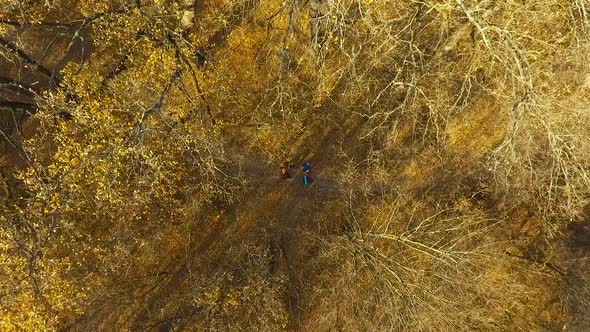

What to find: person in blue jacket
left=301, top=161, right=312, bottom=185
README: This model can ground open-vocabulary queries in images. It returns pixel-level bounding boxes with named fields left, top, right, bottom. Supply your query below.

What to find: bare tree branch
left=0, top=100, right=36, bottom=112
left=0, top=76, right=37, bottom=98
left=0, top=18, right=75, bottom=29
left=0, top=37, right=54, bottom=79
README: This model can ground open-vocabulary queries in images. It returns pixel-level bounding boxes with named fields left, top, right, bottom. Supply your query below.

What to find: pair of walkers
left=280, top=160, right=312, bottom=185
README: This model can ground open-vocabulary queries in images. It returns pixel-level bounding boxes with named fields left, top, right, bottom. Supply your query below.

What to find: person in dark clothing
left=280, top=161, right=293, bottom=179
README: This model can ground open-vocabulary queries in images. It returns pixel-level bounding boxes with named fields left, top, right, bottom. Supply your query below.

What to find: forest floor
left=65, top=108, right=356, bottom=331
left=4, top=88, right=588, bottom=332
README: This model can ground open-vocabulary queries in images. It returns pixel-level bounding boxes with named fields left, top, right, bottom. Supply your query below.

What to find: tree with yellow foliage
left=0, top=0, right=589, bottom=331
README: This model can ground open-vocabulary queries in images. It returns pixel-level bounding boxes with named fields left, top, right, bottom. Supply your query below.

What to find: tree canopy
left=1, top=0, right=589, bottom=331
